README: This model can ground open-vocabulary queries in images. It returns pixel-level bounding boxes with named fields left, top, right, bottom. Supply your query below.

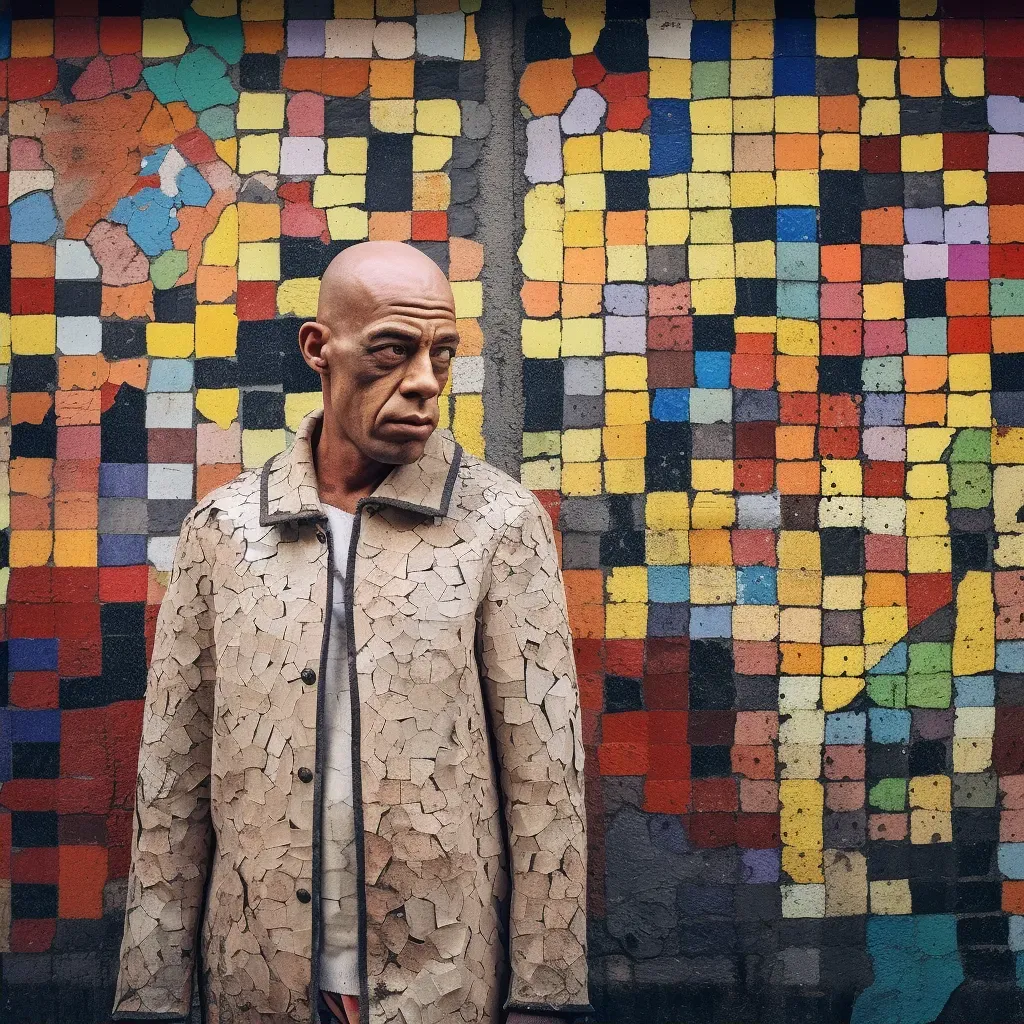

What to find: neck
left=314, top=416, right=392, bottom=514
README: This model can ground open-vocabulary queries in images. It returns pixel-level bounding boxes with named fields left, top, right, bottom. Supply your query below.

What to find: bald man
left=113, top=242, right=591, bottom=1024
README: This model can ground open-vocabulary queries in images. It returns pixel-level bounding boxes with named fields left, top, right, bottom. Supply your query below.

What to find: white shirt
left=319, top=504, right=359, bottom=995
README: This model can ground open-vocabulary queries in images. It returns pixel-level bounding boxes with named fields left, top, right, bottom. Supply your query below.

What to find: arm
left=112, top=508, right=216, bottom=1020
left=478, top=495, right=592, bottom=1016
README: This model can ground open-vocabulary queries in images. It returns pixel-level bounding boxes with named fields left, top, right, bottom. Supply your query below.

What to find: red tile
left=907, top=573, right=953, bottom=628
left=687, top=811, right=736, bottom=848
left=100, top=16, right=142, bottom=55
left=54, top=17, right=99, bottom=58
left=736, top=813, right=781, bottom=849
left=943, top=132, right=988, bottom=171
left=411, top=211, right=447, bottom=241
left=9, top=671, right=59, bottom=709
left=237, top=280, right=278, bottom=320
left=863, top=460, right=905, bottom=498
left=941, top=19, right=984, bottom=56
left=8, top=59, right=59, bottom=101
left=10, top=918, right=56, bottom=953
left=572, top=53, right=605, bottom=87
left=11, top=278, right=55, bottom=315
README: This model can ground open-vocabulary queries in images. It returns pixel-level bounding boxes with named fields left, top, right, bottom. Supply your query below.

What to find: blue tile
left=689, top=605, right=731, bottom=638
left=650, top=101, right=691, bottom=175
left=99, top=534, right=149, bottom=567
left=100, top=463, right=148, bottom=498
left=9, top=639, right=58, bottom=673
left=825, top=711, right=866, bottom=745
left=775, top=19, right=815, bottom=56
left=869, top=708, right=912, bottom=745
left=690, top=21, right=730, bottom=60
left=737, top=566, right=777, bottom=605
left=773, top=57, right=816, bottom=96
left=694, top=351, right=731, bottom=388
left=649, top=565, right=689, bottom=603
left=652, top=388, right=689, bottom=421
left=10, top=710, right=61, bottom=744
left=777, top=207, right=818, bottom=242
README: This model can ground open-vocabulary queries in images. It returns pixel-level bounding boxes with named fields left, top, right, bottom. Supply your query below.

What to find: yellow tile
left=54, top=530, right=98, bottom=567
left=909, top=775, right=951, bottom=811
left=944, top=170, right=986, bottom=206
left=11, top=315, right=55, bottom=355
left=524, top=183, right=565, bottom=231
left=731, top=171, right=776, bottom=206
left=649, top=58, right=692, bottom=99
left=562, top=428, right=601, bottom=463
left=691, top=99, right=733, bottom=133
left=607, top=565, right=648, bottom=603
left=899, top=19, right=940, bottom=58
left=561, top=318, right=602, bottom=356
left=607, top=245, right=646, bottom=282
left=689, top=243, right=735, bottom=279
left=603, top=131, right=651, bottom=171
left=688, top=172, right=732, bottom=208
left=870, top=879, right=912, bottom=915
left=518, top=229, right=563, bottom=282
left=821, top=134, right=860, bottom=170
left=238, top=133, right=280, bottom=173
left=690, top=209, right=732, bottom=243
left=370, top=100, right=415, bottom=134
left=778, top=316, right=819, bottom=352
left=775, top=96, right=818, bottom=133
left=944, top=58, right=985, bottom=98
left=649, top=174, right=688, bottom=208
left=730, top=59, right=773, bottom=97
left=859, top=59, right=897, bottom=98
left=822, top=459, right=862, bottom=496
left=606, top=602, right=648, bottom=639
left=692, top=278, right=737, bottom=315
left=605, top=459, right=646, bottom=494
left=949, top=354, right=991, bottom=393
left=776, top=170, right=819, bottom=206
left=646, top=492, right=690, bottom=530
left=521, top=320, right=561, bottom=358
left=277, top=279, right=320, bottom=318
left=564, top=210, right=604, bottom=247
left=863, top=283, right=904, bottom=321
left=948, top=393, right=991, bottom=427
left=605, top=355, right=648, bottom=391
left=733, top=98, right=774, bottom=133
left=11, top=20, right=54, bottom=57
left=816, top=17, right=858, bottom=57
left=327, top=137, right=369, bottom=173
left=242, top=428, right=286, bottom=470
left=563, top=136, right=602, bottom=174
left=647, top=210, right=690, bottom=246
left=908, top=536, right=951, bottom=573
left=563, top=173, right=606, bottom=211
left=560, top=462, right=600, bottom=496
left=412, top=171, right=450, bottom=210
left=412, top=135, right=452, bottom=171
left=237, top=92, right=286, bottom=129
left=605, top=391, right=650, bottom=425
left=906, top=499, right=950, bottom=537
left=692, top=135, right=733, bottom=172
left=521, top=458, right=562, bottom=491
left=646, top=529, right=689, bottom=565
left=237, top=241, right=281, bottom=281
left=195, top=305, right=238, bottom=358
left=901, top=133, right=942, bottom=172
left=196, top=389, right=239, bottom=429
left=732, top=19, right=774, bottom=58
left=691, top=493, right=736, bottom=529
left=147, top=322, right=195, bottom=358
left=415, top=99, right=461, bottom=136
left=690, top=564, right=736, bottom=604
left=906, top=463, right=948, bottom=498
left=823, top=574, right=861, bottom=609
left=202, top=205, right=238, bottom=267
left=910, top=810, right=952, bottom=844
left=237, top=202, right=281, bottom=241
left=10, top=531, right=53, bottom=568
left=735, top=240, right=776, bottom=277
left=142, top=18, right=189, bottom=56
left=692, top=459, right=733, bottom=492
left=451, top=281, right=482, bottom=319
left=604, top=424, right=647, bottom=460
left=861, top=99, right=901, bottom=136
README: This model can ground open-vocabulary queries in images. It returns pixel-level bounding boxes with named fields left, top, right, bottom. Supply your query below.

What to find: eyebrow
left=365, top=322, right=460, bottom=344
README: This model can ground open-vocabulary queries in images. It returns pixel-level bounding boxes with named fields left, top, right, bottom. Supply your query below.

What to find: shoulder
left=452, top=449, right=552, bottom=534
left=187, top=466, right=263, bottom=531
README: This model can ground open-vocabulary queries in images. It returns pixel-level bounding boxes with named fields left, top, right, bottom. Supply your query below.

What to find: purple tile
left=989, top=95, right=1024, bottom=134
left=945, top=207, right=988, bottom=244
left=287, top=19, right=326, bottom=57
left=741, top=848, right=780, bottom=884
left=99, top=463, right=147, bottom=498
left=863, top=426, right=907, bottom=461
left=99, top=534, right=148, bottom=566
left=904, top=207, right=943, bottom=244
left=990, top=134, right=1024, bottom=172
left=948, top=244, right=989, bottom=281
left=10, top=710, right=61, bottom=743
left=864, top=393, right=905, bottom=426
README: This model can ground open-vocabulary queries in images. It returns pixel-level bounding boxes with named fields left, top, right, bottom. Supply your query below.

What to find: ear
left=298, top=321, right=330, bottom=376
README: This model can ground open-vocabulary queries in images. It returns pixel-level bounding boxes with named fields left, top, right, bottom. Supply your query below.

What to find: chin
left=370, top=437, right=429, bottom=465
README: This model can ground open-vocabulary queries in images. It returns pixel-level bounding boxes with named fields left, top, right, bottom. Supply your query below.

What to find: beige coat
left=112, top=411, right=590, bottom=1024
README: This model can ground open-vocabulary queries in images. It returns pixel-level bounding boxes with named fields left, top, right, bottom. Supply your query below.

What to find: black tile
left=594, top=19, right=648, bottom=73
left=153, top=284, right=197, bottom=324
left=605, top=678, right=643, bottom=713
left=54, top=281, right=102, bottom=317
left=415, top=61, right=461, bottom=99
left=367, top=135, right=413, bottom=212
left=242, top=390, right=285, bottom=430
left=240, top=53, right=280, bottom=92
left=605, top=171, right=649, bottom=211
left=101, top=385, right=147, bottom=463
left=102, top=320, right=148, bottom=360
left=11, top=883, right=58, bottom=918
left=646, top=422, right=691, bottom=491
left=12, top=811, right=58, bottom=848
left=524, top=15, right=571, bottom=63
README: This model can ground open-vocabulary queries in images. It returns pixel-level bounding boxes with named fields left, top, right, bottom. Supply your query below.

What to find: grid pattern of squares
left=518, top=0, right=1024, bottom=1010
left=0, top=0, right=487, bottom=1006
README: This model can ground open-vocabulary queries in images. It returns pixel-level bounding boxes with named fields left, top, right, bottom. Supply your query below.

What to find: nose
left=400, top=345, right=442, bottom=400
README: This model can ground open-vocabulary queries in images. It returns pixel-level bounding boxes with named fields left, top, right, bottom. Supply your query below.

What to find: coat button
left=315, top=527, right=327, bottom=544
left=296, top=888, right=311, bottom=904
left=300, top=668, right=316, bottom=685
left=297, top=767, right=313, bottom=783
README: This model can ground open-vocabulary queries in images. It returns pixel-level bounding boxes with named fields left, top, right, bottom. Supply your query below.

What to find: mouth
left=381, top=418, right=435, bottom=441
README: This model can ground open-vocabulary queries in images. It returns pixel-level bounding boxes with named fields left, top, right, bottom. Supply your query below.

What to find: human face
left=301, top=275, right=460, bottom=465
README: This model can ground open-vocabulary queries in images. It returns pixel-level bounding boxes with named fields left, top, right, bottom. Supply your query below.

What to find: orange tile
left=780, top=642, right=823, bottom=675
left=561, top=283, right=602, bottom=318
left=197, top=463, right=242, bottom=499
left=11, top=495, right=52, bottom=529
left=244, top=21, right=284, bottom=53
left=449, top=237, right=483, bottom=281
left=821, top=244, right=861, bottom=283
left=11, top=393, right=52, bottom=425
left=59, top=846, right=106, bottom=919
left=455, top=319, right=483, bottom=355
left=899, top=58, right=941, bottom=97
left=689, top=531, right=733, bottom=565
left=775, top=134, right=819, bottom=170
left=166, top=101, right=197, bottom=133
left=861, top=207, right=904, bottom=244
left=564, top=248, right=606, bottom=284
left=776, top=425, right=815, bottom=460
left=606, top=211, right=646, bottom=245
left=904, top=393, right=946, bottom=425
left=54, top=459, right=99, bottom=491
left=993, top=318, right=1024, bottom=353
left=102, top=283, right=153, bottom=321
left=520, top=281, right=560, bottom=318
left=322, top=58, right=371, bottom=97
left=776, top=354, right=818, bottom=392
left=368, top=212, right=412, bottom=241
left=196, top=266, right=237, bottom=304
left=903, top=355, right=948, bottom=392
left=865, top=573, right=907, bottom=607
left=518, top=58, right=575, bottom=117
left=55, top=494, right=99, bottom=530
left=819, top=95, right=860, bottom=133
left=369, top=59, right=414, bottom=98
left=56, top=390, right=103, bottom=426
left=59, top=356, right=108, bottom=392
left=777, top=461, right=821, bottom=494
left=947, top=280, right=990, bottom=316
left=282, top=57, right=324, bottom=91
left=11, top=458, right=54, bottom=498
left=140, top=101, right=178, bottom=148
left=1004, top=880, right=1024, bottom=915
left=991, top=205, right=1024, bottom=244
left=11, top=243, right=56, bottom=278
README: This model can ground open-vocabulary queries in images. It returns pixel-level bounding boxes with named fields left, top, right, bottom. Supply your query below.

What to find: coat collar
left=259, top=409, right=463, bottom=526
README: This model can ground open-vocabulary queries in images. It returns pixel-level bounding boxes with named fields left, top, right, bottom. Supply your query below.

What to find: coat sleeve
left=112, top=508, right=216, bottom=1021
left=478, top=494, right=592, bottom=1016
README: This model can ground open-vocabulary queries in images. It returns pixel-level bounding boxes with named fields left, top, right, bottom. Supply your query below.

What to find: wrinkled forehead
left=322, top=257, right=456, bottom=327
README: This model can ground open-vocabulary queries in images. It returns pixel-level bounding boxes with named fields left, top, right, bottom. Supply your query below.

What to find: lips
left=383, top=418, right=435, bottom=439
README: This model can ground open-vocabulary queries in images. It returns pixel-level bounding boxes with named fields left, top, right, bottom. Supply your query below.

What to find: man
left=112, top=242, right=590, bottom=1024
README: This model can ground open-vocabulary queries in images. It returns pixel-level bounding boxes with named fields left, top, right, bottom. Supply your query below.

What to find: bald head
left=317, top=241, right=454, bottom=329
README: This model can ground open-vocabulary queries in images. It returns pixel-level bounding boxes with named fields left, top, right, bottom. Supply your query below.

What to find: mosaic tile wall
left=0, top=2, right=489, bottom=1019
left=515, top=1, right=1024, bottom=1021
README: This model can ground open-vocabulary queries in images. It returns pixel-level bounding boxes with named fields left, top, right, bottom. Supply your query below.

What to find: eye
left=432, top=346, right=456, bottom=364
